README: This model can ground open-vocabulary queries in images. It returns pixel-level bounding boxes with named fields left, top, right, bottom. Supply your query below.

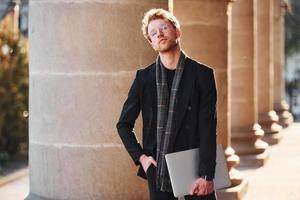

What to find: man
left=116, top=8, right=217, bottom=200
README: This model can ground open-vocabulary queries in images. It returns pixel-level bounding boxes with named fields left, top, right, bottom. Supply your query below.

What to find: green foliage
left=285, top=0, right=300, bottom=56
left=0, top=152, right=10, bottom=166
left=0, top=23, right=28, bottom=158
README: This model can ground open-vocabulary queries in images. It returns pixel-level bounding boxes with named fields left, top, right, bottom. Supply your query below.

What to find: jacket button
left=187, top=106, right=192, bottom=110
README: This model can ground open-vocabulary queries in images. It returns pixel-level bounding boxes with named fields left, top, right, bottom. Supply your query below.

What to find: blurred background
left=0, top=0, right=28, bottom=176
left=285, top=0, right=300, bottom=120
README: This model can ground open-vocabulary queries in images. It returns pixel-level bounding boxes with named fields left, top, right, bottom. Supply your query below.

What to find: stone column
left=26, top=1, right=167, bottom=200
left=257, top=0, right=283, bottom=145
left=273, top=0, right=294, bottom=127
left=173, top=1, right=248, bottom=199
left=230, top=0, right=269, bottom=167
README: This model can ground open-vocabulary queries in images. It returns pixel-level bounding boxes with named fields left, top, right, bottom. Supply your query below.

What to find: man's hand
left=139, top=154, right=157, bottom=173
left=189, top=177, right=214, bottom=196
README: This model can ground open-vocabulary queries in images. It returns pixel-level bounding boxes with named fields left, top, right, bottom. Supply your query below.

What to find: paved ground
left=241, top=122, right=300, bottom=200
left=0, top=175, right=28, bottom=200
left=0, top=123, right=300, bottom=200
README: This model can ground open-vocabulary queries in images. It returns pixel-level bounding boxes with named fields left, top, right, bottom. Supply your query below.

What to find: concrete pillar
left=173, top=1, right=248, bottom=199
left=230, top=0, right=269, bottom=167
left=257, top=0, right=283, bottom=145
left=273, top=0, right=294, bottom=127
left=26, top=0, right=167, bottom=200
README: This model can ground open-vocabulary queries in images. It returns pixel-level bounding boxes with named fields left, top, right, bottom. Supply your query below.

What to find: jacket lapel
left=172, top=58, right=195, bottom=146
left=149, top=64, right=157, bottom=109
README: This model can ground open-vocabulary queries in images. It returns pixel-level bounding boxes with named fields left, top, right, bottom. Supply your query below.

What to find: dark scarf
left=156, top=51, right=186, bottom=192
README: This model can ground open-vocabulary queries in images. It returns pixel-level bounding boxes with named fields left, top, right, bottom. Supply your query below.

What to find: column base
left=259, top=110, right=283, bottom=134
left=275, top=100, right=294, bottom=128
left=237, top=149, right=270, bottom=167
left=278, top=110, right=294, bottom=128
left=216, top=178, right=248, bottom=200
left=232, top=124, right=269, bottom=167
left=225, top=146, right=243, bottom=186
left=232, top=123, right=268, bottom=155
left=229, top=168, right=244, bottom=187
left=262, top=130, right=283, bottom=145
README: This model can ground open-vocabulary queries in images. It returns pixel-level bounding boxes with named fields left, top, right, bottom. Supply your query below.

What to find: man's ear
left=176, top=28, right=182, bottom=39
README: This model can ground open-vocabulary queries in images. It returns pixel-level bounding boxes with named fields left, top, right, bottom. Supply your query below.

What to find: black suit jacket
left=116, top=57, right=217, bottom=179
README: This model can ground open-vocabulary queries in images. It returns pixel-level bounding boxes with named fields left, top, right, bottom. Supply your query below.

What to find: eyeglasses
left=149, top=23, right=170, bottom=38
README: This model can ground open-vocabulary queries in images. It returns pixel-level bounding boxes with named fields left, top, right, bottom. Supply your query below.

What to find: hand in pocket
left=139, top=155, right=157, bottom=173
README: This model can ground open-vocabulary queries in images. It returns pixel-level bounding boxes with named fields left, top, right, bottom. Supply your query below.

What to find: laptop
left=165, top=144, right=231, bottom=197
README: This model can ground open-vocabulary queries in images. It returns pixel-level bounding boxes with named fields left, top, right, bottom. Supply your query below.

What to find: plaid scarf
left=156, top=51, right=186, bottom=192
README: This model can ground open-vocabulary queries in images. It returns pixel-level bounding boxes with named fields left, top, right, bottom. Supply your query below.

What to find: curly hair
left=142, top=8, right=180, bottom=41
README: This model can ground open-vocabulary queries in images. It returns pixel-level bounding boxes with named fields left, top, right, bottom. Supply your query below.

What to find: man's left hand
left=189, top=177, right=214, bottom=196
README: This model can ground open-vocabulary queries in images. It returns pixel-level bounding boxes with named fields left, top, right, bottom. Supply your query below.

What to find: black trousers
left=146, top=164, right=217, bottom=200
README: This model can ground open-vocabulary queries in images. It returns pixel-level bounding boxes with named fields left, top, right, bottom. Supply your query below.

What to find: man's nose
left=157, top=28, right=164, bottom=37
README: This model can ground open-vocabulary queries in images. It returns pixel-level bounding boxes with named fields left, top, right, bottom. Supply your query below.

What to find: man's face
left=147, top=18, right=181, bottom=53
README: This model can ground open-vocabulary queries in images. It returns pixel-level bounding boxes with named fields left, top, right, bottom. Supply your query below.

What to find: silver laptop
left=165, top=144, right=231, bottom=197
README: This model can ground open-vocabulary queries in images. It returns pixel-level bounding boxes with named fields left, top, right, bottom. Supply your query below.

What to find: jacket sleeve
left=116, top=70, right=144, bottom=166
left=197, top=68, right=217, bottom=179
